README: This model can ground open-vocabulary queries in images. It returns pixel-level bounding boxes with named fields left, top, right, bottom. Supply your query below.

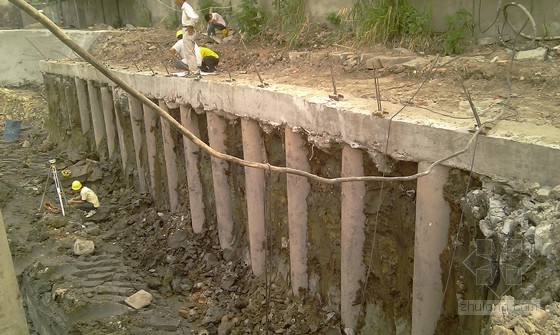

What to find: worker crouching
left=68, top=180, right=100, bottom=218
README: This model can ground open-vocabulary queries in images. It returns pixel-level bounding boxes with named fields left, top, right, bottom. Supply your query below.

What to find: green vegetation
left=442, top=8, right=474, bottom=54
left=272, top=0, right=307, bottom=46
left=347, top=0, right=431, bottom=49
left=325, top=11, right=342, bottom=28
left=233, top=0, right=267, bottom=39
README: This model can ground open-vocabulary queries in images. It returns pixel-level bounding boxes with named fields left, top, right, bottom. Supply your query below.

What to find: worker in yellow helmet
left=170, top=30, right=219, bottom=74
left=68, top=180, right=100, bottom=218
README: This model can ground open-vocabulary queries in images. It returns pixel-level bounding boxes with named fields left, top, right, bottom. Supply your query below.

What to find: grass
left=233, top=0, right=267, bottom=38
left=443, top=8, right=474, bottom=54
left=328, top=0, right=432, bottom=51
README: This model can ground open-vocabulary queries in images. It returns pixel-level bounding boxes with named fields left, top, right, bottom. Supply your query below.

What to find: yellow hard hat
left=176, top=29, right=183, bottom=38
left=61, top=169, right=72, bottom=177
left=71, top=180, right=82, bottom=191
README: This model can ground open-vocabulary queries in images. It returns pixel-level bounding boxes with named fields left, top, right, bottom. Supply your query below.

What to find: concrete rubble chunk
left=72, top=239, right=95, bottom=256
left=550, top=185, right=560, bottom=200
left=524, top=226, right=536, bottom=242
left=527, top=306, right=549, bottom=322
left=535, top=188, right=551, bottom=202
left=360, top=53, right=376, bottom=62
left=125, top=289, right=153, bottom=309
left=501, top=219, right=517, bottom=236
left=491, top=325, right=514, bottom=335
left=487, top=198, right=506, bottom=225
left=364, top=56, right=416, bottom=70
left=202, top=306, right=226, bottom=326
left=534, top=224, right=553, bottom=257
left=514, top=47, right=548, bottom=61
left=479, top=219, right=495, bottom=237
left=478, top=36, right=503, bottom=46
left=517, top=317, right=538, bottom=333
left=402, top=58, right=432, bottom=70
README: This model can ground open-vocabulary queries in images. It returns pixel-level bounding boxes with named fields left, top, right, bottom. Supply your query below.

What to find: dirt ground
left=88, top=25, right=560, bottom=146
left=2, top=23, right=560, bottom=334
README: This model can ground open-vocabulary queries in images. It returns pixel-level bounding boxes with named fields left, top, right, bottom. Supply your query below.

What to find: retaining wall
left=39, top=60, right=560, bottom=334
left=0, top=30, right=107, bottom=86
left=30, top=0, right=560, bottom=37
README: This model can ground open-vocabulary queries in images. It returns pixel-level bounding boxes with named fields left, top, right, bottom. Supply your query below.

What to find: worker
left=170, top=30, right=219, bottom=74
left=199, top=45, right=220, bottom=73
left=175, top=0, right=200, bottom=77
left=170, top=29, right=202, bottom=71
left=68, top=180, right=100, bottom=218
left=204, top=12, right=227, bottom=37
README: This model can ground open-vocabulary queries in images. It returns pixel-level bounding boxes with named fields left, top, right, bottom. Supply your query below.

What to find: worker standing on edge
left=68, top=180, right=100, bottom=218
left=175, top=0, right=200, bottom=77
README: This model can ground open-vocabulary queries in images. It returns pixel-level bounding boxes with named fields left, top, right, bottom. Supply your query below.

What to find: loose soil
left=88, top=25, right=560, bottom=146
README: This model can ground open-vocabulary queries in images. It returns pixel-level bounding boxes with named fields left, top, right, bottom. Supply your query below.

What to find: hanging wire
left=356, top=54, right=441, bottom=329
left=441, top=13, right=522, bottom=328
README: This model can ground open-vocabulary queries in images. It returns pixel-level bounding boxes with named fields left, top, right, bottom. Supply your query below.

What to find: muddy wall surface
left=0, top=0, right=22, bottom=28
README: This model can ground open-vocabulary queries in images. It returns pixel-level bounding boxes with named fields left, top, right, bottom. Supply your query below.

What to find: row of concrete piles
left=44, top=73, right=453, bottom=334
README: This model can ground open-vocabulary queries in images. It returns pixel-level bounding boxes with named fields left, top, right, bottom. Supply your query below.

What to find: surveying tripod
left=40, top=159, right=67, bottom=216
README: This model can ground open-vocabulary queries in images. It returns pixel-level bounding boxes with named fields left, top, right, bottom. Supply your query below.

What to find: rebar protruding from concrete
left=159, top=100, right=180, bottom=213
left=373, top=66, right=382, bottom=112
left=330, top=58, right=338, bottom=96
left=74, top=78, right=91, bottom=138
left=206, top=112, right=234, bottom=250
left=240, top=37, right=267, bottom=87
left=87, top=80, right=107, bottom=157
left=340, top=145, right=366, bottom=331
left=412, top=162, right=451, bottom=335
left=127, top=95, right=148, bottom=193
left=101, top=86, right=117, bottom=158
left=241, top=118, right=266, bottom=276
left=462, top=81, right=482, bottom=128
left=0, top=211, right=30, bottom=335
left=284, top=126, right=310, bottom=294
left=143, top=103, right=164, bottom=204
left=180, top=106, right=205, bottom=233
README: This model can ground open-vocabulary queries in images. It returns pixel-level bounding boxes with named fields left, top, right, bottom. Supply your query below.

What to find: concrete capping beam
left=40, top=61, right=560, bottom=186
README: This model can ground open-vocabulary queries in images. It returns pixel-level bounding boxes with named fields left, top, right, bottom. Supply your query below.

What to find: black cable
left=477, top=0, right=500, bottom=34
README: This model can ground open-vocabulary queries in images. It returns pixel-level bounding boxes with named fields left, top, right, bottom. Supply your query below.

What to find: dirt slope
left=87, top=25, right=560, bottom=147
